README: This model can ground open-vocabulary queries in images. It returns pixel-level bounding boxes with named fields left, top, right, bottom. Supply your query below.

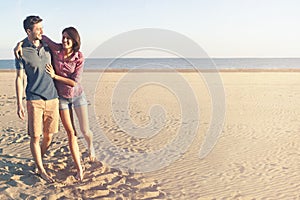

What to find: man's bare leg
left=30, top=135, right=54, bottom=183
left=33, top=133, right=53, bottom=174
left=41, top=133, right=53, bottom=157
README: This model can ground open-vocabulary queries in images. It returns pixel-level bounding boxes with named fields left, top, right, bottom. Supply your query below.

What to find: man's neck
left=28, top=37, right=41, bottom=48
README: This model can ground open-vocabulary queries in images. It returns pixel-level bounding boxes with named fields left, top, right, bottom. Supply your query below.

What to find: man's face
left=28, top=22, right=43, bottom=41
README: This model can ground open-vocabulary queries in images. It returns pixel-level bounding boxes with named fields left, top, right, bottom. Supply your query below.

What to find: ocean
left=1, top=58, right=300, bottom=70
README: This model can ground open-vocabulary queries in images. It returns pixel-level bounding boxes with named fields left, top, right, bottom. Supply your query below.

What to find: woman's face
left=62, top=32, right=74, bottom=51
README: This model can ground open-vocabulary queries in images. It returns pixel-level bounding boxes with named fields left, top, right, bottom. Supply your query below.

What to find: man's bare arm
left=15, top=69, right=25, bottom=120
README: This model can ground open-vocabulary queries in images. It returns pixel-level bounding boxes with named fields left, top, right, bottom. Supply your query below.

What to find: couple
left=14, top=15, right=95, bottom=182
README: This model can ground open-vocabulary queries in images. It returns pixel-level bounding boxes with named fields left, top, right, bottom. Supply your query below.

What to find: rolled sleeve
left=15, top=58, right=24, bottom=70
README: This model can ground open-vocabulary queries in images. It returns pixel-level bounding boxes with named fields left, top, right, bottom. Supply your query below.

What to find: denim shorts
left=59, top=92, right=88, bottom=110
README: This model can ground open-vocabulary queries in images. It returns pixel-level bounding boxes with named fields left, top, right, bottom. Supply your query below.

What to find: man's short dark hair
left=23, top=15, right=42, bottom=32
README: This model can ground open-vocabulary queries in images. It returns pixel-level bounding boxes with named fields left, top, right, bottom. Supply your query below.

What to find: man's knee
left=30, top=135, right=41, bottom=143
left=43, top=133, right=53, bottom=141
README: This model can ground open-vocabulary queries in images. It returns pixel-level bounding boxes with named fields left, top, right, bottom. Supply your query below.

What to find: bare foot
left=38, top=172, right=55, bottom=183
left=33, top=165, right=39, bottom=174
left=75, top=170, right=84, bottom=182
left=89, top=146, right=96, bottom=162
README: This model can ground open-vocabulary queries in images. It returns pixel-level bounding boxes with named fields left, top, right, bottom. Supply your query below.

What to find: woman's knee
left=65, top=129, right=76, bottom=138
left=81, top=129, right=92, bottom=137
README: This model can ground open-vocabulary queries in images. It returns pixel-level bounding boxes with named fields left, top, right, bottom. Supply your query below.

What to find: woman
left=16, top=27, right=95, bottom=181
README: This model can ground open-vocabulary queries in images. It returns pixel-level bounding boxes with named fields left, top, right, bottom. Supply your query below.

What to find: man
left=15, top=15, right=59, bottom=183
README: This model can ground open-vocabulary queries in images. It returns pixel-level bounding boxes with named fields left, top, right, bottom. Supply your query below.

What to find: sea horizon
left=1, top=57, right=300, bottom=70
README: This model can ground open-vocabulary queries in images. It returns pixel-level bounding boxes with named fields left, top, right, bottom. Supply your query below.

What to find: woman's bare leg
left=74, top=105, right=95, bottom=162
left=60, top=109, right=83, bottom=180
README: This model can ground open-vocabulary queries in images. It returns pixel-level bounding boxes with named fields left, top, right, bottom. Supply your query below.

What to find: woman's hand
left=14, top=41, right=23, bottom=59
left=45, top=64, right=56, bottom=79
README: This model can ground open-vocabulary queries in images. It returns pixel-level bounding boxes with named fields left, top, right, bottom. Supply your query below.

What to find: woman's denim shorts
left=59, top=92, right=88, bottom=110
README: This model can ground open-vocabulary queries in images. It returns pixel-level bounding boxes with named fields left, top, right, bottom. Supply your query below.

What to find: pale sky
left=1, top=0, right=300, bottom=59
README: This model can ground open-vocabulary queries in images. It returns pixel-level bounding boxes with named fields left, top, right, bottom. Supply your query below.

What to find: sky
left=1, top=0, right=300, bottom=59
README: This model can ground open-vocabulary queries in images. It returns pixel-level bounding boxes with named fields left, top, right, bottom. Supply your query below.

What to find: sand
left=1, top=71, right=300, bottom=199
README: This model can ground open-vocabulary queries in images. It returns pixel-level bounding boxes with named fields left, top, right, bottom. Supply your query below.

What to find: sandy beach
left=1, top=71, right=300, bottom=199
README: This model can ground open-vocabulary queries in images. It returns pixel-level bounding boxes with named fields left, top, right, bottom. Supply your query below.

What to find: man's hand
left=17, top=104, right=25, bottom=120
